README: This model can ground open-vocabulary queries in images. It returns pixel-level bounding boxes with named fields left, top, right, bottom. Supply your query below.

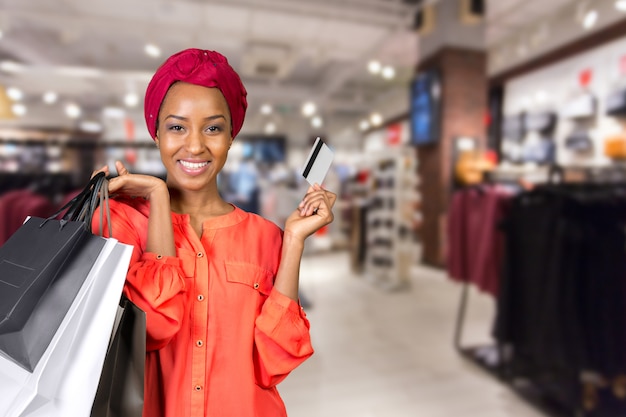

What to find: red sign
left=386, top=123, right=402, bottom=145
left=578, top=68, right=592, bottom=87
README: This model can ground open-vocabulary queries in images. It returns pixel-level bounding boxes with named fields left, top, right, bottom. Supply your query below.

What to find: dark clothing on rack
left=493, top=184, right=626, bottom=412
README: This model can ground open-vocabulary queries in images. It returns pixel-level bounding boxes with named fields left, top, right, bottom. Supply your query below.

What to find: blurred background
left=2, top=0, right=626, bottom=416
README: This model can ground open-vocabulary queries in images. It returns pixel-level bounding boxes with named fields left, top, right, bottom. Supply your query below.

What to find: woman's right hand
left=92, top=160, right=168, bottom=201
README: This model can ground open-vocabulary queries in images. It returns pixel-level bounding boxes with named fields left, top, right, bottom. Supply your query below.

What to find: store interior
left=2, top=0, right=626, bottom=415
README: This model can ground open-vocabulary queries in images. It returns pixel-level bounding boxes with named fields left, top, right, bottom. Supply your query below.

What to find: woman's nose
left=185, top=131, right=204, bottom=153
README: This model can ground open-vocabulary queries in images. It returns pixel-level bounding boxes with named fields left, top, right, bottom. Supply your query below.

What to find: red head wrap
left=144, top=48, right=248, bottom=140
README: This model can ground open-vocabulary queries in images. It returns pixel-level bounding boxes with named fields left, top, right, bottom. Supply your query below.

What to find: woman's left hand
left=284, top=184, right=337, bottom=242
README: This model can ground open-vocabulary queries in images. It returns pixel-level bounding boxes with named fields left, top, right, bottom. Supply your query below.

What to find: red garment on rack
left=0, top=189, right=56, bottom=245
left=446, top=185, right=512, bottom=297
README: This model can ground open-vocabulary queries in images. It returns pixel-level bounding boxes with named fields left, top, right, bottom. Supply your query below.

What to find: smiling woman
left=90, top=48, right=337, bottom=417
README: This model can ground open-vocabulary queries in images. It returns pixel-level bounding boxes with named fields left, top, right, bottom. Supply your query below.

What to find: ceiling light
left=264, top=122, right=276, bottom=134
left=583, top=10, right=598, bottom=29
left=11, top=103, right=26, bottom=116
left=144, top=43, right=161, bottom=58
left=370, top=113, right=383, bottom=126
left=359, top=119, right=370, bottom=131
left=80, top=120, right=103, bottom=133
left=381, top=66, right=396, bottom=80
left=57, top=66, right=104, bottom=78
left=368, top=60, right=381, bottom=74
left=617, top=0, right=626, bottom=11
left=103, top=106, right=126, bottom=119
left=0, top=61, right=23, bottom=73
left=6, top=87, right=22, bottom=101
left=124, top=92, right=139, bottom=107
left=43, top=91, right=58, bottom=104
left=260, top=104, right=273, bottom=115
left=65, top=103, right=81, bottom=119
left=301, top=101, right=316, bottom=117
left=311, top=116, right=323, bottom=128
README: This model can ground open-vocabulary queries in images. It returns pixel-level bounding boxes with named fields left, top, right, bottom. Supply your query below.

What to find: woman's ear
left=155, top=136, right=160, bottom=149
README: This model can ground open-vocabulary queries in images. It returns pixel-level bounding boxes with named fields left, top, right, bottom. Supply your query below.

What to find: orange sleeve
left=92, top=199, right=187, bottom=351
left=253, top=287, right=314, bottom=388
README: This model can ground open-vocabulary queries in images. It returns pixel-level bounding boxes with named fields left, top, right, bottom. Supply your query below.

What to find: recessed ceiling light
left=144, top=43, right=161, bottom=58
left=65, top=103, right=81, bottom=119
left=311, top=116, right=323, bottom=128
left=11, top=103, right=26, bottom=116
left=264, top=122, right=276, bottom=134
left=6, top=87, right=22, bottom=101
left=124, top=92, right=139, bottom=107
left=43, top=91, right=58, bottom=104
left=583, top=10, right=598, bottom=29
left=370, top=113, right=383, bottom=126
left=382, top=66, right=396, bottom=79
left=616, top=0, right=626, bottom=11
left=301, top=101, right=316, bottom=117
left=260, top=103, right=273, bottom=115
left=359, top=119, right=370, bottom=131
left=368, top=60, right=382, bottom=74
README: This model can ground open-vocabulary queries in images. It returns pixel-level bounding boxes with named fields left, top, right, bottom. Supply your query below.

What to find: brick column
left=417, top=47, right=488, bottom=267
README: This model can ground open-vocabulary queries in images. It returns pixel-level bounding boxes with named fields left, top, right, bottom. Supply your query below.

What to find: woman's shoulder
left=242, top=209, right=282, bottom=233
left=107, top=195, right=151, bottom=220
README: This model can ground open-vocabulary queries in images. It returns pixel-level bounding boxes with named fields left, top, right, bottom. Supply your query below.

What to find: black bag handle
left=40, top=172, right=112, bottom=236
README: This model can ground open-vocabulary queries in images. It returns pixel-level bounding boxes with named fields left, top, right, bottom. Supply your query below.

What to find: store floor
left=279, top=249, right=545, bottom=417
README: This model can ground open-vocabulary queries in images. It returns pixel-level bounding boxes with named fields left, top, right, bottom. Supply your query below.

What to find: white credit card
left=301, top=137, right=334, bottom=186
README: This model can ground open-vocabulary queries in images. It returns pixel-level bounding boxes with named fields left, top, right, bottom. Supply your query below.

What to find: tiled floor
left=279, top=250, right=546, bottom=417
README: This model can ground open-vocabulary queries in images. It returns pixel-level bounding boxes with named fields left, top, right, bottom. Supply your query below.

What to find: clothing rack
left=451, top=180, right=626, bottom=417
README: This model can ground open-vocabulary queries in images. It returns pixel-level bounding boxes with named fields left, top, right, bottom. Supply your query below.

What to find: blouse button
left=197, top=294, right=205, bottom=302
left=197, top=252, right=203, bottom=258
left=253, top=283, right=260, bottom=289
left=194, top=385, right=202, bottom=391
left=196, top=340, right=204, bottom=347
left=156, top=254, right=163, bottom=260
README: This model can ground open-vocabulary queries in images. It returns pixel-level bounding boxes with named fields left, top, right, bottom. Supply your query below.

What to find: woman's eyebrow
left=163, top=114, right=227, bottom=122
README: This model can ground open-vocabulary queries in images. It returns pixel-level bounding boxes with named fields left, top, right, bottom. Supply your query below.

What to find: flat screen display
left=238, top=135, right=286, bottom=163
left=410, top=69, right=441, bottom=146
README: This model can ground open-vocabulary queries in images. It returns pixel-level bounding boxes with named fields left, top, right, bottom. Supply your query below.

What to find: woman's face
left=155, top=82, right=233, bottom=192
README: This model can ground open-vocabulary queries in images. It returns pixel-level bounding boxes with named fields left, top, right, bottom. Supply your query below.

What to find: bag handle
left=41, top=172, right=112, bottom=237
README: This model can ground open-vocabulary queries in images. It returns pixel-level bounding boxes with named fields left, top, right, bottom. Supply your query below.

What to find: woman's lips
left=178, top=160, right=210, bottom=175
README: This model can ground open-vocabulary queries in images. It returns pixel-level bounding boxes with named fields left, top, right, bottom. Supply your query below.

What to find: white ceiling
left=0, top=0, right=612, bottom=147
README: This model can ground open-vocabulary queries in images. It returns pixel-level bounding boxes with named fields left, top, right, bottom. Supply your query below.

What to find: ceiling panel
left=0, top=0, right=607, bottom=144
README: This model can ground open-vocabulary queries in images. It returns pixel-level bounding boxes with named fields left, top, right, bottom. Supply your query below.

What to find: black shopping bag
left=0, top=172, right=110, bottom=371
left=91, top=297, right=146, bottom=417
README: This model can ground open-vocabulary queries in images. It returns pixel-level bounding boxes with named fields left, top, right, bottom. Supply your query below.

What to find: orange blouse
left=93, top=197, right=314, bottom=417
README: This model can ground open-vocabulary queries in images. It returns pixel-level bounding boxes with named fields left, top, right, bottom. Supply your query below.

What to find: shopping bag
left=0, top=172, right=110, bottom=372
left=23, top=241, right=132, bottom=417
left=91, top=296, right=146, bottom=417
left=0, top=236, right=129, bottom=417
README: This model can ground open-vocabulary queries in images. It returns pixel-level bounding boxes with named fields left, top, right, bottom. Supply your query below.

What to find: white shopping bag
left=0, top=237, right=133, bottom=417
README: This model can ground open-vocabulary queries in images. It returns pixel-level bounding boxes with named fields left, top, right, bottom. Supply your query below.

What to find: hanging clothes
left=493, top=184, right=626, bottom=413
left=446, top=184, right=514, bottom=297
left=0, top=189, right=56, bottom=245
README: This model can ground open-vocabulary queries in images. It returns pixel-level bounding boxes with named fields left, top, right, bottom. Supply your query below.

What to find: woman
left=93, top=48, right=336, bottom=417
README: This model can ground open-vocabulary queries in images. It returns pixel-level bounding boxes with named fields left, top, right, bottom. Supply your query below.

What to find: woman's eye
left=167, top=125, right=184, bottom=132
left=206, top=125, right=221, bottom=133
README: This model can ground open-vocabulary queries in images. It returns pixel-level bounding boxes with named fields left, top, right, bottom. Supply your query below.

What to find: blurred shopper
left=92, top=48, right=336, bottom=417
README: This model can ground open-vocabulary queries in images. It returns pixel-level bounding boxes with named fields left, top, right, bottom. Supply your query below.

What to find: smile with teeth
left=179, top=160, right=209, bottom=170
